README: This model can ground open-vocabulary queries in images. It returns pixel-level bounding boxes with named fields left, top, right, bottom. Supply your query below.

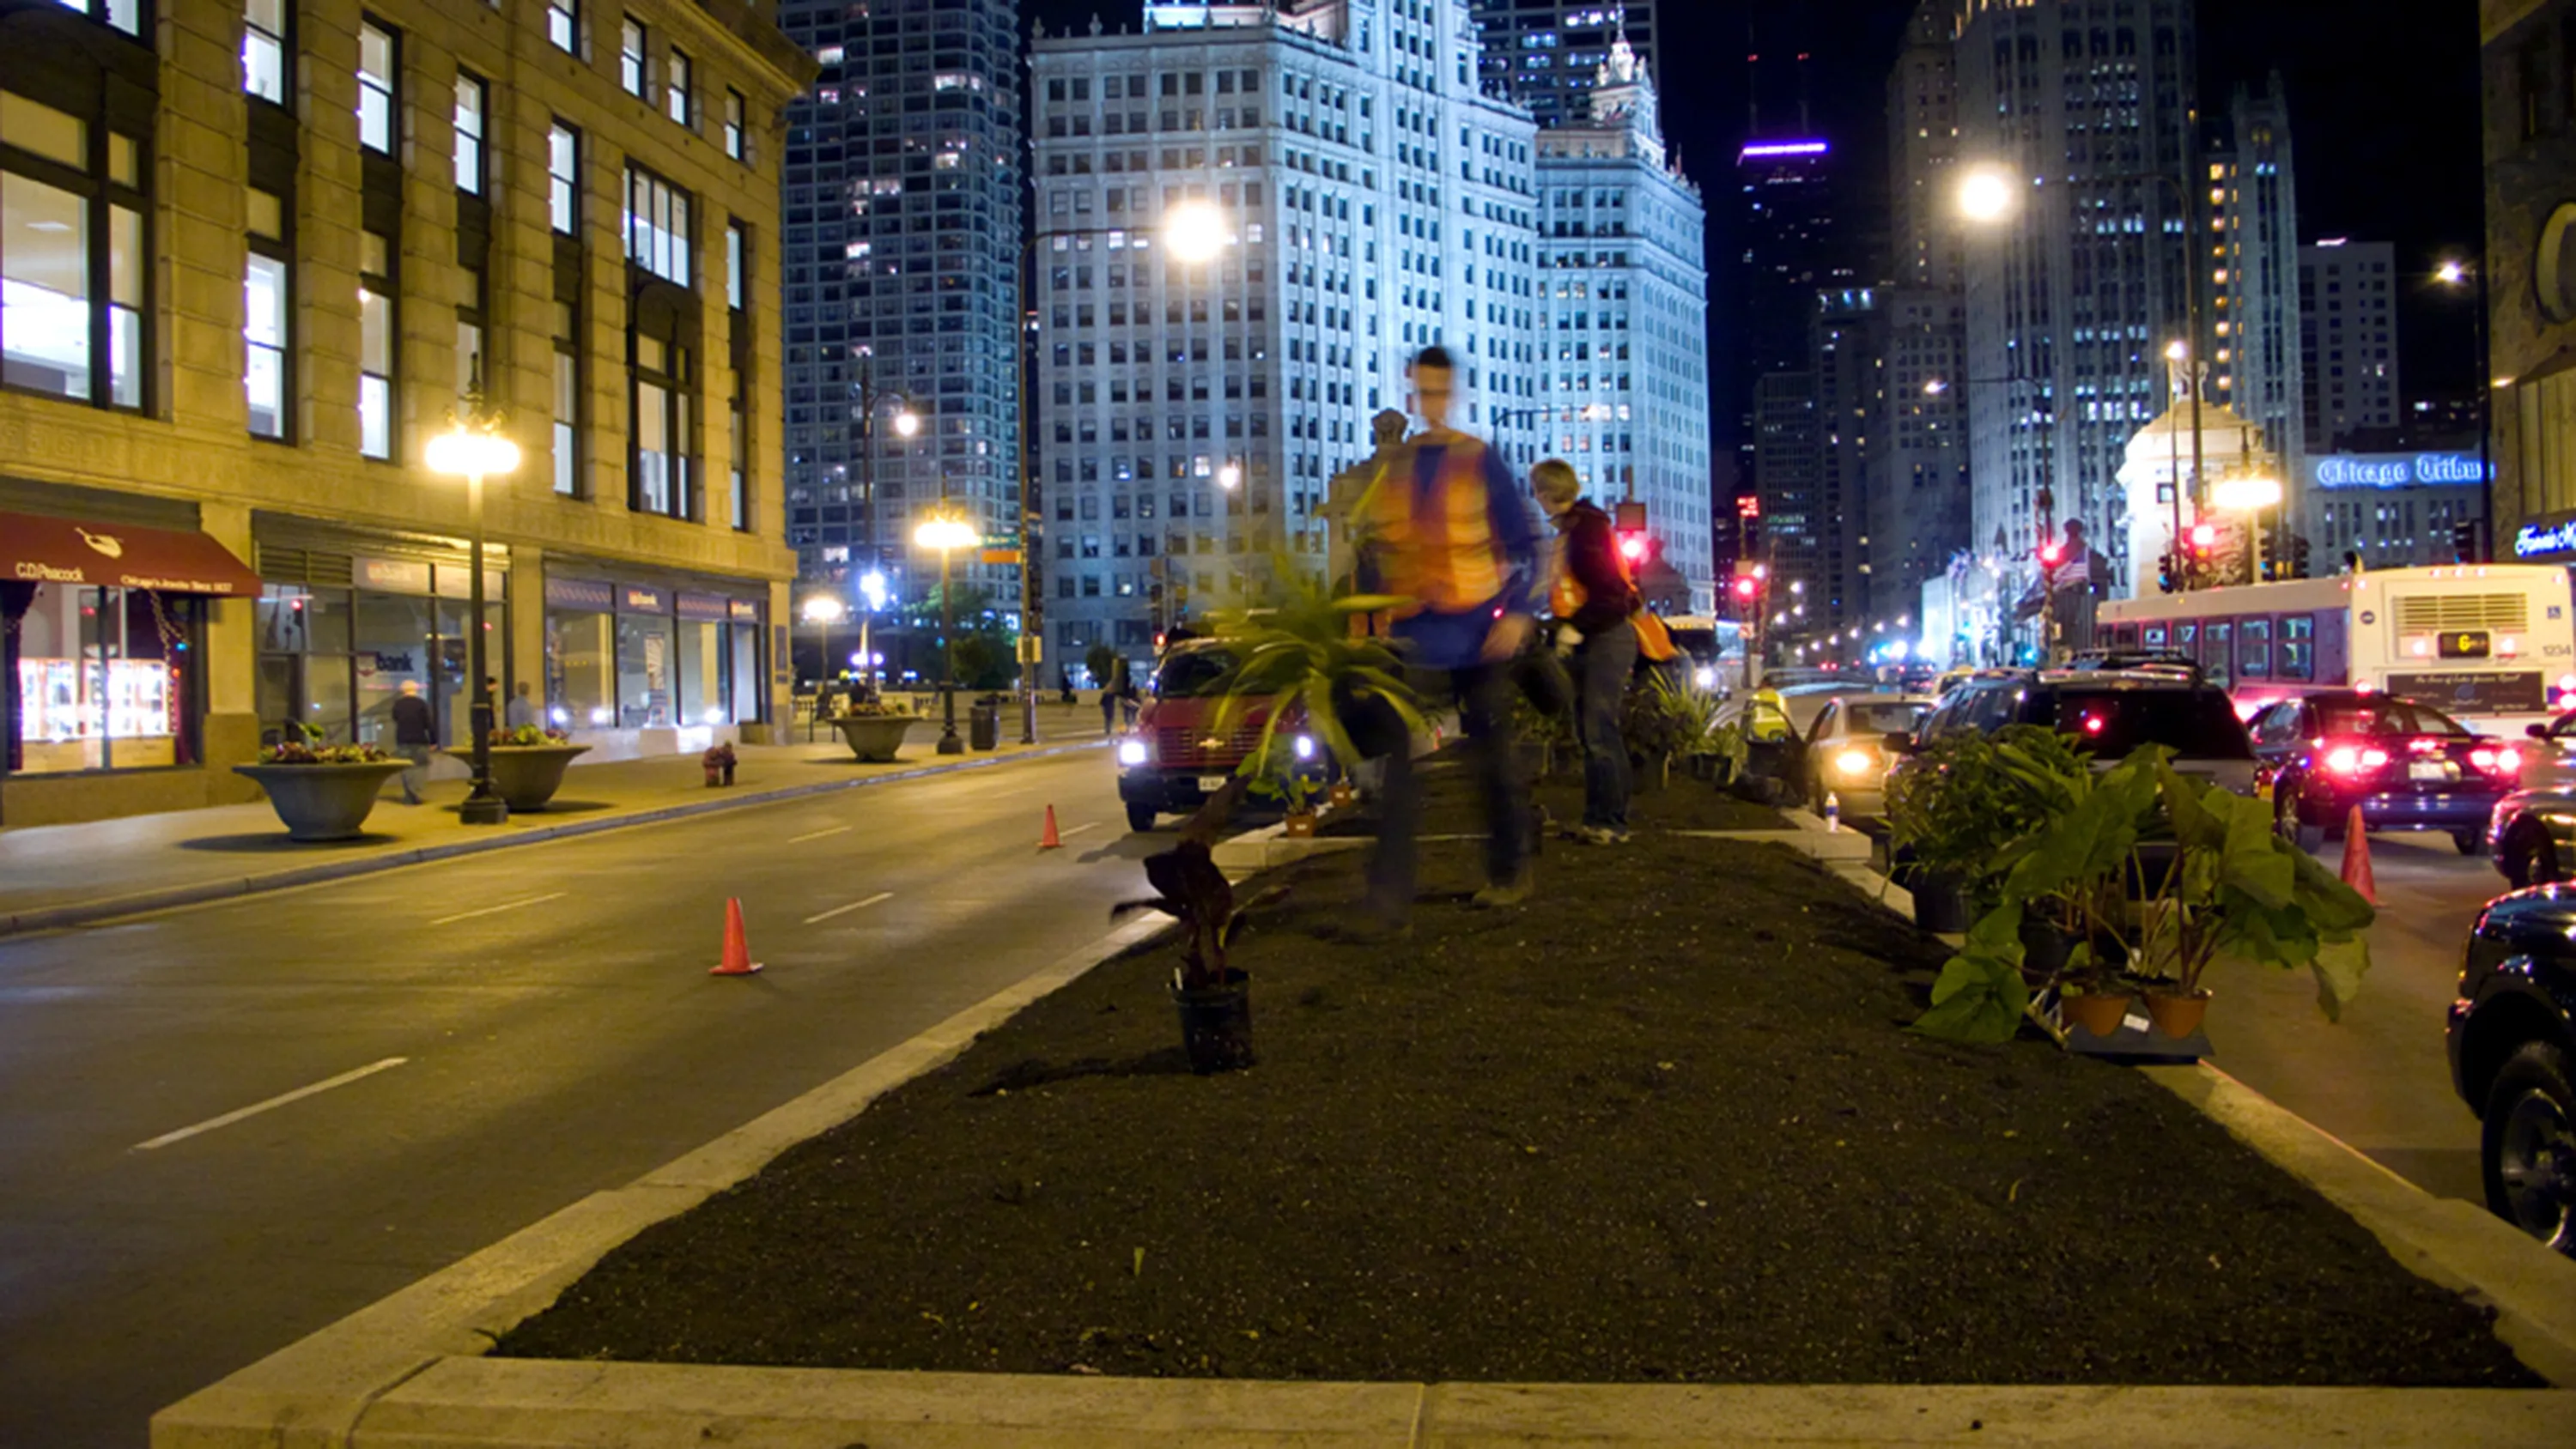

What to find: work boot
left=1470, top=872, right=1534, bottom=909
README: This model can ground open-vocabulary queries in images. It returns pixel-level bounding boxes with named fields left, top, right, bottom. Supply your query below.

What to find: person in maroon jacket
left=1533, top=460, right=1638, bottom=844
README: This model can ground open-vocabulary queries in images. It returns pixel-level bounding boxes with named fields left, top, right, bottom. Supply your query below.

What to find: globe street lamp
left=2212, top=474, right=2285, bottom=584
left=914, top=496, right=979, bottom=755
left=801, top=594, right=847, bottom=736
left=2436, top=257, right=2495, bottom=559
left=1015, top=199, right=1230, bottom=745
left=425, top=387, right=520, bottom=826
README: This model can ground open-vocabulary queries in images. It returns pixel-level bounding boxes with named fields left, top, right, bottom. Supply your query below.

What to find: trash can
left=969, top=695, right=1001, bottom=751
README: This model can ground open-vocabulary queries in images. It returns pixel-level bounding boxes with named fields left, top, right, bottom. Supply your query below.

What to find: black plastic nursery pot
left=1910, top=869, right=1972, bottom=934
left=1171, top=968, right=1255, bottom=1074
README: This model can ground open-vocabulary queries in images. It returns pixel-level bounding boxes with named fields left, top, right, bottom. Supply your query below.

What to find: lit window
left=357, top=21, right=397, bottom=154
left=244, top=0, right=287, bottom=105
left=665, top=48, right=691, bottom=126
left=723, top=88, right=745, bottom=161
left=548, top=122, right=580, bottom=233
left=623, top=165, right=692, bottom=284
left=358, top=228, right=393, bottom=459
left=244, top=253, right=288, bottom=439
left=547, top=0, right=575, bottom=54
left=619, top=20, right=647, bottom=99
left=725, top=221, right=746, bottom=311
left=0, top=89, right=146, bottom=410
left=453, top=72, right=487, bottom=194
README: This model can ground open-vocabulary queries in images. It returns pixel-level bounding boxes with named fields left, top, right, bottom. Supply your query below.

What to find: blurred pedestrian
left=505, top=680, right=538, bottom=730
left=1534, top=459, right=1636, bottom=845
left=1350, top=345, right=1545, bottom=924
left=391, top=680, right=434, bottom=804
left=1101, top=658, right=1126, bottom=736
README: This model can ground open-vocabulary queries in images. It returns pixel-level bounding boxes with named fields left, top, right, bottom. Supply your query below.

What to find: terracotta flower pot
left=2145, top=990, right=2211, bottom=1040
left=1328, top=783, right=1355, bottom=809
left=2063, top=991, right=2134, bottom=1038
left=1284, top=811, right=1318, bottom=838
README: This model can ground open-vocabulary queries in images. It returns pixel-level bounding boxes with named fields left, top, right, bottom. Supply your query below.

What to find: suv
left=1115, top=640, right=1321, bottom=832
left=1901, top=670, right=2259, bottom=793
left=2447, top=887, right=2576, bottom=1256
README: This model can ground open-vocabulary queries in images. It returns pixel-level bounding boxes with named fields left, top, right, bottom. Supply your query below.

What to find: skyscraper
left=2209, top=82, right=2307, bottom=526
left=1874, top=0, right=1970, bottom=621
left=778, top=0, right=1024, bottom=602
left=1029, top=0, right=1547, bottom=673
left=2300, top=240, right=2403, bottom=451
left=1534, top=36, right=1712, bottom=607
left=1469, top=2, right=1659, bottom=128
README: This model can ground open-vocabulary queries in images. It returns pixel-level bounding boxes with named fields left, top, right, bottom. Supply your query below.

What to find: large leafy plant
left=1911, top=746, right=2375, bottom=1044
left=1207, top=566, right=1428, bottom=772
left=1883, top=724, right=2083, bottom=894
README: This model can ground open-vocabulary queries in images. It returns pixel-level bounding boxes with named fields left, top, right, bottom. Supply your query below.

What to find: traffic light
left=2452, top=519, right=2478, bottom=564
left=1732, top=574, right=1759, bottom=603
left=2291, top=533, right=2312, bottom=579
left=2189, top=522, right=2218, bottom=555
left=2038, top=540, right=2064, bottom=568
left=1619, top=531, right=1650, bottom=565
left=2158, top=551, right=2179, bottom=594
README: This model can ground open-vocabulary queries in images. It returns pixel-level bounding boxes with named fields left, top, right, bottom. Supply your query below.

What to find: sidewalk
left=0, top=702, right=1115, bottom=937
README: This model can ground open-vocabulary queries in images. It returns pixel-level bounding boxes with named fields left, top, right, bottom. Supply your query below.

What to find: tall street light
left=1016, top=199, right=1228, bottom=744
left=1959, top=161, right=2205, bottom=583
left=2210, top=474, right=2285, bottom=585
left=854, top=354, right=918, bottom=577
left=914, top=491, right=979, bottom=755
left=2437, top=257, right=2496, bottom=560
left=858, top=567, right=888, bottom=691
left=425, top=385, right=520, bottom=827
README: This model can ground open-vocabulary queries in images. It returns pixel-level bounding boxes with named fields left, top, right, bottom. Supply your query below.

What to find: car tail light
left=2470, top=746, right=2523, bottom=776
left=2324, top=743, right=2389, bottom=776
left=1833, top=748, right=1875, bottom=778
left=2406, top=736, right=2442, bottom=754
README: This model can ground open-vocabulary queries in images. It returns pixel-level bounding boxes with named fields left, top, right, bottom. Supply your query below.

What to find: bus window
left=2175, top=621, right=2196, bottom=662
left=2143, top=623, right=2168, bottom=648
left=2280, top=615, right=2315, bottom=680
left=2239, top=617, right=2272, bottom=680
left=2204, top=621, right=2233, bottom=690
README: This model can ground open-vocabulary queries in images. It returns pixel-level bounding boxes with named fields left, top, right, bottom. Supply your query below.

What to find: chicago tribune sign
left=2309, top=452, right=2492, bottom=489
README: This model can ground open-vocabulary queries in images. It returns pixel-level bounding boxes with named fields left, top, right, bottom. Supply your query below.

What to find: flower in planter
left=489, top=723, right=572, bottom=747
left=839, top=700, right=914, bottom=719
left=260, top=723, right=394, bottom=765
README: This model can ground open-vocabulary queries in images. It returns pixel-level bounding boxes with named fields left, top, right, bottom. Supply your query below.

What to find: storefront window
left=256, top=566, right=503, bottom=748
left=616, top=613, right=674, bottom=726
left=729, top=622, right=760, bottom=724
left=354, top=591, right=433, bottom=746
left=9, top=584, right=198, bottom=773
left=546, top=608, right=615, bottom=727
left=677, top=618, right=723, bottom=725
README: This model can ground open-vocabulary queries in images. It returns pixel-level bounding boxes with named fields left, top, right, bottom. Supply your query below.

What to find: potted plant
left=233, top=728, right=410, bottom=842
left=1619, top=673, right=1722, bottom=791
left=1244, top=753, right=1324, bottom=836
left=1207, top=567, right=1429, bottom=776
left=1882, top=725, right=2072, bottom=934
left=702, top=741, right=737, bottom=786
left=831, top=698, right=917, bottom=762
left=1327, top=775, right=1357, bottom=809
left=443, top=724, right=590, bottom=812
left=1113, top=785, right=1263, bottom=1073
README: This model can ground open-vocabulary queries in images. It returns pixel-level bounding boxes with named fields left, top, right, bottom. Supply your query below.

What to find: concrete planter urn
left=232, top=761, right=412, bottom=842
left=442, top=743, right=591, bottom=811
left=833, top=714, right=917, bottom=763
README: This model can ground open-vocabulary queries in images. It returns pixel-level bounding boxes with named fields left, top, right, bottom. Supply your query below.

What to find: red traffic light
left=2190, top=523, right=2218, bottom=552
left=1732, top=576, right=1759, bottom=601
left=1619, top=533, right=1649, bottom=563
left=2038, top=543, right=2063, bottom=567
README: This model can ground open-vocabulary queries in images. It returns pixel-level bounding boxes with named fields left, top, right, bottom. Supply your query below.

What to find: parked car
left=2248, top=692, right=2518, bottom=855
left=2520, top=709, right=2576, bottom=791
left=1801, top=694, right=1935, bottom=818
left=1900, top=669, right=2260, bottom=792
left=2447, top=886, right=2576, bottom=1257
left=1115, top=640, right=1321, bottom=832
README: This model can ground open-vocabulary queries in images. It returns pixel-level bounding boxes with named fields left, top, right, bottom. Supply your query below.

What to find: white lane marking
left=803, top=891, right=894, bottom=925
left=133, top=1058, right=409, bottom=1152
left=427, top=893, right=566, bottom=926
left=1058, top=822, right=1102, bottom=840
left=787, top=825, right=854, bottom=845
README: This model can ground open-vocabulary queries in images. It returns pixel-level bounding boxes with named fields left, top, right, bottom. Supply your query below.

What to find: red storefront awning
left=1, top=511, right=263, bottom=597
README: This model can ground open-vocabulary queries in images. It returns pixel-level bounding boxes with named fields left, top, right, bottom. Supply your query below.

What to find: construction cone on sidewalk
left=1040, top=804, right=1064, bottom=850
left=2339, top=804, right=2377, bottom=905
left=711, top=897, right=762, bottom=976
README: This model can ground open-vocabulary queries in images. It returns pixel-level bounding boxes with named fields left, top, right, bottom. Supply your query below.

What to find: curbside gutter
left=2, top=742, right=1106, bottom=939
left=149, top=804, right=2576, bottom=1448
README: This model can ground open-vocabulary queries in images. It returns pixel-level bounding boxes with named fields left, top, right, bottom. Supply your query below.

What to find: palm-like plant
left=1206, top=564, right=1429, bottom=776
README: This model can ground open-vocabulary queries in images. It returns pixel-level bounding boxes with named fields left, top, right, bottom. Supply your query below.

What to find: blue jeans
left=1366, top=660, right=1528, bottom=921
left=1575, top=620, right=1637, bottom=831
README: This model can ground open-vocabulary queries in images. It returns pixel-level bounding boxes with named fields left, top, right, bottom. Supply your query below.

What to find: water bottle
left=1824, top=791, right=1840, bottom=832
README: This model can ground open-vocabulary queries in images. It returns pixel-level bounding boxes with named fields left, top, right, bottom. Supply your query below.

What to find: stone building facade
left=0, top=0, right=810, bottom=825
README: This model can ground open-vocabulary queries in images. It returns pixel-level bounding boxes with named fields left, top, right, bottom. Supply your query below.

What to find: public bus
left=2096, top=564, right=2576, bottom=735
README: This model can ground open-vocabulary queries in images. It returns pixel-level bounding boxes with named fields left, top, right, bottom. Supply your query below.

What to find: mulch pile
left=499, top=761, right=2536, bottom=1387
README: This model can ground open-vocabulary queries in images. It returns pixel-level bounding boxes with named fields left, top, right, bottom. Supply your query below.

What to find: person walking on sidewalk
left=1351, top=344, right=1546, bottom=924
left=390, top=680, right=435, bottom=805
left=1100, top=658, right=1127, bottom=737
left=504, top=680, right=539, bottom=731
left=1534, top=460, right=1637, bottom=845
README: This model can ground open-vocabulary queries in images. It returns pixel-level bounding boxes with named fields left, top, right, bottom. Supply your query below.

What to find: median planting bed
left=499, top=762, right=2534, bottom=1387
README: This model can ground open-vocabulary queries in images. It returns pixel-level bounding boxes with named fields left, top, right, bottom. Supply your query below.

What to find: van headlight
left=1117, top=739, right=1150, bottom=767
left=1292, top=733, right=1316, bottom=761
left=1694, top=666, right=1717, bottom=688
left=1834, top=748, right=1876, bottom=778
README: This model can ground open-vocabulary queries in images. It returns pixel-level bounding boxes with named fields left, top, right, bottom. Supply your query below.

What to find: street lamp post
left=425, top=385, right=521, bottom=828
left=1017, top=201, right=1228, bottom=743
left=914, top=491, right=979, bottom=755
left=858, top=568, right=888, bottom=692
left=800, top=593, right=846, bottom=737
left=2439, top=258, right=2496, bottom=560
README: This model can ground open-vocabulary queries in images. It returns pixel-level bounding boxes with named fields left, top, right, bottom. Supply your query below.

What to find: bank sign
left=2309, top=452, right=2491, bottom=489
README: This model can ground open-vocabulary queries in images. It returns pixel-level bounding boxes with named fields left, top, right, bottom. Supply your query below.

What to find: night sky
left=1022, top=0, right=2487, bottom=406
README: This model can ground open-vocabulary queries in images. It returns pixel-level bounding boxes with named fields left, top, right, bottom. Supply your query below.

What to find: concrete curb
left=1211, top=817, right=1370, bottom=872
left=2, top=741, right=1106, bottom=939
left=149, top=803, right=2576, bottom=1448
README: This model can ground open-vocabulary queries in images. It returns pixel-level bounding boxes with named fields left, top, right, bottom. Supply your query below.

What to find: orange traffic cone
left=711, top=896, right=762, bottom=976
left=1040, top=804, right=1064, bottom=850
left=2339, top=804, right=2376, bottom=905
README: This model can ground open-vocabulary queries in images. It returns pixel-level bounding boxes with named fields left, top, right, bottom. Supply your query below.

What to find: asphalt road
left=0, top=749, right=1156, bottom=1448
left=2199, top=828, right=2509, bottom=1208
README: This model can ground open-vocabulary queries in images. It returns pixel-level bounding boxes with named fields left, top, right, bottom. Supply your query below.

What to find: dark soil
left=1318, top=755, right=1787, bottom=838
left=498, top=762, right=2536, bottom=1387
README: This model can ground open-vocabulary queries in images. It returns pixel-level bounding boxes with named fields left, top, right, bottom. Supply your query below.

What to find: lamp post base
left=459, top=794, right=510, bottom=826
left=937, top=731, right=965, bottom=756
